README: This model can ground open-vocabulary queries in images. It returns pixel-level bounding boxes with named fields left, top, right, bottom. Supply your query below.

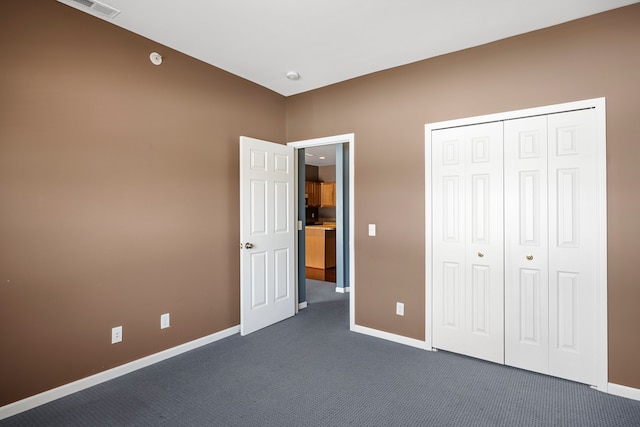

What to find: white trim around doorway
left=288, top=133, right=356, bottom=331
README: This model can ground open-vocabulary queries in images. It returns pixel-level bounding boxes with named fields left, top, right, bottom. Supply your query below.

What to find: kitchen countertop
left=306, top=223, right=336, bottom=230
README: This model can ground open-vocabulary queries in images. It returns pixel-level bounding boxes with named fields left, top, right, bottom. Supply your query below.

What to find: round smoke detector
left=149, top=52, right=163, bottom=66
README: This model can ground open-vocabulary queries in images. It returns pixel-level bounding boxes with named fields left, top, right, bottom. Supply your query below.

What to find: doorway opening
left=303, top=146, right=338, bottom=285
left=288, top=134, right=355, bottom=329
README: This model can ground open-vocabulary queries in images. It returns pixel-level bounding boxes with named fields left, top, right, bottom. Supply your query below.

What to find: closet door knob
left=477, top=252, right=484, bottom=258
left=526, top=255, right=533, bottom=261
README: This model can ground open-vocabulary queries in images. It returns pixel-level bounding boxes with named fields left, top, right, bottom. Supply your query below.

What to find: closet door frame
left=424, top=97, right=608, bottom=392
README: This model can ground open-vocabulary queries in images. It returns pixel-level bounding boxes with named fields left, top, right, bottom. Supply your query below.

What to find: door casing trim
left=288, top=133, right=356, bottom=330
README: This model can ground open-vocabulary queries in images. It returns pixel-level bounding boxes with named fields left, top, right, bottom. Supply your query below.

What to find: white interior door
left=432, top=122, right=504, bottom=364
left=240, top=136, right=295, bottom=336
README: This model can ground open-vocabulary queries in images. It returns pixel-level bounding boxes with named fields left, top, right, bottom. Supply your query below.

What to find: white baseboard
left=608, top=383, right=640, bottom=401
left=298, top=301, right=308, bottom=310
left=0, top=325, right=240, bottom=420
left=351, top=324, right=427, bottom=350
left=335, top=286, right=351, bottom=293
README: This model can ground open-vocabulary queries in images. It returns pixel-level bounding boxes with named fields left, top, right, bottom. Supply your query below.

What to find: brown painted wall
left=286, top=4, right=640, bottom=388
left=318, top=165, right=336, bottom=182
left=2, top=0, right=640, bottom=409
left=305, top=165, right=319, bottom=182
left=0, top=1, right=285, bottom=405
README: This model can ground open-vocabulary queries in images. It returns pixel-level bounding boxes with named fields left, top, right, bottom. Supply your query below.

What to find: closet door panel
left=548, top=109, right=598, bottom=385
left=465, top=124, right=504, bottom=363
left=432, top=132, right=466, bottom=350
left=504, top=116, right=549, bottom=374
left=432, top=123, right=504, bottom=364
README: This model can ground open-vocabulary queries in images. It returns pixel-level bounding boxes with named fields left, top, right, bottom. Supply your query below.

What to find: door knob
left=477, top=252, right=484, bottom=258
left=244, top=242, right=254, bottom=249
left=526, top=255, right=533, bottom=261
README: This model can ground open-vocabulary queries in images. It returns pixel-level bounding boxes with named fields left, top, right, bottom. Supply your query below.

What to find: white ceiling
left=304, top=144, right=338, bottom=167
left=58, top=0, right=638, bottom=97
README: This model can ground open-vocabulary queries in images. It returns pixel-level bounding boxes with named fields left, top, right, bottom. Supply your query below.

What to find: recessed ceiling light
left=319, top=156, right=326, bottom=160
left=286, top=71, right=300, bottom=80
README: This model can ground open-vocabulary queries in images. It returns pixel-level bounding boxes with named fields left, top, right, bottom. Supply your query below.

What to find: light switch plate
left=368, top=224, right=376, bottom=236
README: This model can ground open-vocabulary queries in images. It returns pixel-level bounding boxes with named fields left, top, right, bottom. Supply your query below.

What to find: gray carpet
left=3, top=279, right=640, bottom=426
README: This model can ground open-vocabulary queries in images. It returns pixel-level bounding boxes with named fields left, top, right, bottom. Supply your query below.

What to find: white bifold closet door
left=432, top=108, right=599, bottom=385
left=504, top=109, right=598, bottom=385
left=432, top=122, right=504, bottom=364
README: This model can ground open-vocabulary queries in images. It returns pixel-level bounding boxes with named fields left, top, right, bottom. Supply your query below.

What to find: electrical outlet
left=111, top=326, right=123, bottom=344
left=396, top=302, right=404, bottom=316
left=160, top=313, right=170, bottom=329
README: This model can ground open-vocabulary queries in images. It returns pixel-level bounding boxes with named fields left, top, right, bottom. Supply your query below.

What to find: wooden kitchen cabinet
left=305, top=181, right=321, bottom=207
left=305, top=226, right=336, bottom=269
left=306, top=181, right=336, bottom=207
left=320, top=182, right=336, bottom=207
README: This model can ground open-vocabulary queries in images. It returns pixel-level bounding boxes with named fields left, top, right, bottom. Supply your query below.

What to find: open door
left=240, top=136, right=295, bottom=335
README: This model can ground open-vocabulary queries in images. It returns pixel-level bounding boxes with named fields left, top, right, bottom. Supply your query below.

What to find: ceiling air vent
left=60, top=0, right=120, bottom=19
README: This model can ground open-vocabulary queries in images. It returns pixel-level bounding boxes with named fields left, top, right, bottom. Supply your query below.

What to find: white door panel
left=504, top=110, right=598, bottom=385
left=547, top=109, right=597, bottom=384
left=240, top=136, right=295, bottom=336
left=466, top=125, right=504, bottom=363
left=504, top=115, right=549, bottom=373
left=433, top=123, right=504, bottom=364
left=433, top=134, right=466, bottom=347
